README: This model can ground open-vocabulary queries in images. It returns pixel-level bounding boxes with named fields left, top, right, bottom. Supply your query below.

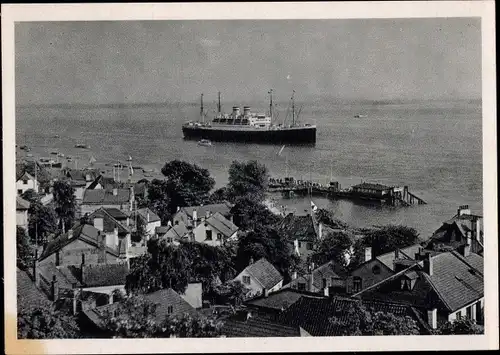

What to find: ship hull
left=182, top=125, right=316, bottom=144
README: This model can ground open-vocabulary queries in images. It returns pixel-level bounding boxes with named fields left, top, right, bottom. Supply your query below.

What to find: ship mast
left=268, top=89, right=273, bottom=122
left=200, top=93, right=204, bottom=123
left=217, top=92, right=221, bottom=114
left=292, top=90, right=296, bottom=126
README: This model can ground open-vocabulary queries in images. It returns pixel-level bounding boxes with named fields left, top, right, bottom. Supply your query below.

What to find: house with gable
left=191, top=212, right=239, bottom=246
left=276, top=212, right=324, bottom=260
left=346, top=243, right=422, bottom=294
left=284, top=260, right=347, bottom=296
left=423, top=205, right=484, bottom=255
left=16, top=196, right=30, bottom=229
left=60, top=168, right=100, bottom=202
left=130, top=207, right=161, bottom=240
left=233, top=258, right=284, bottom=298
left=16, top=171, right=38, bottom=195
left=353, top=246, right=484, bottom=330
left=81, top=187, right=134, bottom=216
left=156, top=221, right=190, bottom=245
left=172, top=202, right=234, bottom=228
left=87, top=208, right=131, bottom=252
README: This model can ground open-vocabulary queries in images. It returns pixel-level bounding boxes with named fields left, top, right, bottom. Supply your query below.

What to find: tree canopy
left=309, top=230, right=353, bottom=271
left=126, top=240, right=235, bottom=298
left=52, top=180, right=76, bottom=233
left=435, top=318, right=483, bottom=335
left=17, top=305, right=80, bottom=339
left=101, top=295, right=222, bottom=338
left=329, top=300, right=420, bottom=336
left=17, top=226, right=34, bottom=270
left=230, top=196, right=281, bottom=231
left=235, top=225, right=299, bottom=282
left=27, top=200, right=58, bottom=246
left=161, top=160, right=215, bottom=210
left=227, top=160, right=269, bottom=202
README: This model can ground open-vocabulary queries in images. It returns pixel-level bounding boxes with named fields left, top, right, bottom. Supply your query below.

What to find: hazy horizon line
left=17, top=97, right=482, bottom=109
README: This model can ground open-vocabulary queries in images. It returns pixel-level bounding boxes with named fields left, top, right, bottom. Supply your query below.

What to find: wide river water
left=15, top=99, right=482, bottom=239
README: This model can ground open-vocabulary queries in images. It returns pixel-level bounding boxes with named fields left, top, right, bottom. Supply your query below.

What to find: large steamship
left=182, top=90, right=316, bottom=144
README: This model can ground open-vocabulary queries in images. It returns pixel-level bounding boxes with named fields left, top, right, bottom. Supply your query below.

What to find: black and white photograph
left=2, top=2, right=498, bottom=353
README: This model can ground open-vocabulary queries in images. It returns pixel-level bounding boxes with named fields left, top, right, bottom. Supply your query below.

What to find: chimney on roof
left=51, top=275, right=59, bottom=302
left=113, top=188, right=118, bottom=196
left=97, top=232, right=107, bottom=264
left=146, top=211, right=150, bottom=223
left=318, top=222, right=323, bottom=240
left=249, top=257, right=254, bottom=265
left=263, top=288, right=268, bottom=297
left=205, top=210, right=210, bottom=219
left=475, top=218, right=482, bottom=243
left=364, top=247, right=372, bottom=262
left=323, top=286, right=329, bottom=297
left=81, top=253, right=86, bottom=284
left=423, top=253, right=433, bottom=276
left=457, top=205, right=471, bottom=216
left=113, top=227, right=119, bottom=248
left=292, top=271, right=298, bottom=280
left=68, top=229, right=74, bottom=239
left=427, top=308, right=438, bottom=329
left=395, top=248, right=400, bottom=260
left=94, top=217, right=104, bottom=232
left=462, top=231, right=472, bottom=257
left=192, top=210, right=198, bottom=227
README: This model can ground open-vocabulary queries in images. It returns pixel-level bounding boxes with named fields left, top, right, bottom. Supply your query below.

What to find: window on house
left=167, top=305, right=174, bottom=314
left=17, top=189, right=22, bottom=195
left=372, top=265, right=381, bottom=275
left=167, top=237, right=173, bottom=243
left=307, top=243, right=313, bottom=250
left=298, top=282, right=306, bottom=291
left=206, top=230, right=212, bottom=240
left=322, top=278, right=327, bottom=289
left=298, top=242, right=302, bottom=248
left=400, top=279, right=411, bottom=291
left=466, top=306, right=473, bottom=319
left=456, top=311, right=462, bottom=320
left=242, top=276, right=251, bottom=285
left=23, top=180, right=28, bottom=185
left=352, top=277, right=362, bottom=293
left=217, top=233, right=222, bottom=240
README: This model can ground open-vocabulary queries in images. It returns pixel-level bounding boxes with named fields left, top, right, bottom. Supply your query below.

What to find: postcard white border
left=2, top=1, right=498, bottom=353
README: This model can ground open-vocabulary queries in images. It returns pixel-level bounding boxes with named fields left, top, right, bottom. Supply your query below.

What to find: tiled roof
left=159, top=222, right=190, bottom=241
left=276, top=213, right=317, bottom=242
left=221, top=314, right=300, bottom=337
left=355, top=252, right=484, bottom=313
left=17, top=268, right=51, bottom=309
left=376, top=244, right=421, bottom=271
left=277, top=296, right=427, bottom=336
left=88, top=208, right=129, bottom=234
left=205, top=212, right=238, bottom=238
left=39, top=224, right=119, bottom=261
left=16, top=171, right=35, bottom=182
left=180, top=202, right=233, bottom=219
left=80, top=262, right=129, bottom=287
left=104, top=208, right=129, bottom=220
left=427, top=251, right=483, bottom=311
left=16, top=196, right=30, bottom=210
left=245, top=288, right=326, bottom=311
left=135, top=208, right=161, bottom=224
left=352, top=182, right=390, bottom=191
left=155, top=226, right=170, bottom=234
left=244, top=258, right=283, bottom=290
left=82, top=189, right=130, bottom=205
left=144, top=288, right=197, bottom=323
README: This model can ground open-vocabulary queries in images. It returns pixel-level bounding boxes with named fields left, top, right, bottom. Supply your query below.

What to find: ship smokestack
left=232, top=106, right=240, bottom=117
left=243, top=106, right=251, bottom=117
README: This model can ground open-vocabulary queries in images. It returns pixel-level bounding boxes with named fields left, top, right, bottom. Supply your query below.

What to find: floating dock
left=267, top=177, right=426, bottom=207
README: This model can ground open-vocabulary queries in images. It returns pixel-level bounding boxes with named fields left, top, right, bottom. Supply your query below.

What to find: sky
left=15, top=18, right=481, bottom=105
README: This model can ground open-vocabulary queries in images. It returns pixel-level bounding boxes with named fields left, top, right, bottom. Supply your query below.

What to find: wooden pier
left=267, top=177, right=427, bottom=207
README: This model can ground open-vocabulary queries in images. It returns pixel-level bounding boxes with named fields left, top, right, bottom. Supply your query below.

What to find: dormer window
left=352, top=277, right=362, bottom=293
left=400, top=272, right=418, bottom=291
left=400, top=279, right=411, bottom=290
left=372, top=265, right=381, bottom=275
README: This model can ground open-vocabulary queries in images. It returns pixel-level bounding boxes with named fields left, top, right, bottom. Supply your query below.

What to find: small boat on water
left=75, top=143, right=90, bottom=149
left=58, top=152, right=65, bottom=157
left=198, top=139, right=213, bottom=147
left=20, top=145, right=30, bottom=151
left=50, top=151, right=59, bottom=155
left=354, top=114, right=367, bottom=118
left=54, top=134, right=60, bottom=138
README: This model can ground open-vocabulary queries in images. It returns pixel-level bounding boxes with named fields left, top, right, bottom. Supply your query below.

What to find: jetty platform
left=267, top=177, right=427, bottom=207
